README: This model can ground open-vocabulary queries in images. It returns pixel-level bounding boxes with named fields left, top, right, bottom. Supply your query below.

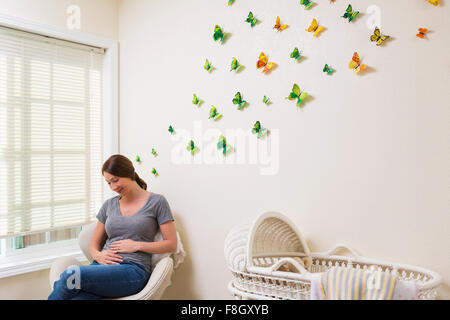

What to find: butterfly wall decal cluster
left=145, top=1, right=440, bottom=175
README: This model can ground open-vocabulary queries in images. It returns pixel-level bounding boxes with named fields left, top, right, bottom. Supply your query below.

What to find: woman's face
left=103, top=171, right=132, bottom=195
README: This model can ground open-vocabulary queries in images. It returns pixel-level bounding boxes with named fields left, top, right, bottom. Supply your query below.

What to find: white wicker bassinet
left=224, top=212, right=442, bottom=300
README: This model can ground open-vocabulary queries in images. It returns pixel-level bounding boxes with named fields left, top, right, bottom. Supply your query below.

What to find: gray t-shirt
left=96, top=192, right=174, bottom=273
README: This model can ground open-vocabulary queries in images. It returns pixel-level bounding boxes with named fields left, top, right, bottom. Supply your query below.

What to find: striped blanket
left=314, top=266, right=398, bottom=300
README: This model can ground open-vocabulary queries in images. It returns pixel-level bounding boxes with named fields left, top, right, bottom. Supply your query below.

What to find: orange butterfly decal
left=273, top=16, right=288, bottom=31
left=348, top=52, right=367, bottom=74
left=416, top=28, right=428, bottom=39
left=256, top=52, right=275, bottom=73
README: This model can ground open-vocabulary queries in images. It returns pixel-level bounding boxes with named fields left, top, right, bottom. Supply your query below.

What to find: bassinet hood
left=224, top=211, right=311, bottom=272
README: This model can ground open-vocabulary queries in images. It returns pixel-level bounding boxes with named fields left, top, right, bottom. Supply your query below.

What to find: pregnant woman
left=48, top=154, right=177, bottom=299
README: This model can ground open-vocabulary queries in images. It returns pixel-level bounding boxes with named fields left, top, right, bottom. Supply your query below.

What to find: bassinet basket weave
left=224, top=212, right=442, bottom=300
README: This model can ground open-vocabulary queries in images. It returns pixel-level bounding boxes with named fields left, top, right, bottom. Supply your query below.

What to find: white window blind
left=0, top=26, right=105, bottom=237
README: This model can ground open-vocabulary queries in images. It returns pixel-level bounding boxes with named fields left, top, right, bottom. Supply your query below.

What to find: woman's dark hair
left=102, top=154, right=147, bottom=190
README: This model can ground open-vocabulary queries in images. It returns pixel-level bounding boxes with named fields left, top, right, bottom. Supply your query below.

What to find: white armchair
left=49, top=222, right=185, bottom=300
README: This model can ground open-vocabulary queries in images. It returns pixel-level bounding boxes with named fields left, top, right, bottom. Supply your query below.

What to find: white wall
left=0, top=0, right=118, bottom=299
left=117, top=0, right=450, bottom=299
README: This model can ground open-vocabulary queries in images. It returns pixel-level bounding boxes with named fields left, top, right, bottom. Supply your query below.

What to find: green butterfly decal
left=192, top=94, right=201, bottom=106
left=286, top=83, right=308, bottom=106
left=262, top=95, right=271, bottom=105
left=300, top=0, right=314, bottom=9
left=151, top=148, right=158, bottom=157
left=213, top=25, right=225, bottom=42
left=209, top=106, right=223, bottom=121
left=187, top=140, right=199, bottom=156
left=217, top=135, right=231, bottom=155
left=228, top=0, right=234, bottom=5
left=135, top=155, right=142, bottom=164
left=342, top=4, right=359, bottom=22
left=204, top=59, right=213, bottom=72
left=290, top=47, right=302, bottom=61
left=168, top=125, right=175, bottom=135
left=246, top=11, right=258, bottom=27
left=232, top=92, right=247, bottom=110
left=323, top=64, right=335, bottom=75
left=151, top=168, right=158, bottom=177
left=252, top=121, right=268, bottom=139
left=230, top=57, right=242, bottom=72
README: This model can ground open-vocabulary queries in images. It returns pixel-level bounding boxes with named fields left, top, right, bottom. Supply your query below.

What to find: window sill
left=0, top=240, right=88, bottom=279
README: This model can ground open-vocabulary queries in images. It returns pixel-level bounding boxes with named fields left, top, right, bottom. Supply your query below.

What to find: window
left=0, top=16, right=118, bottom=277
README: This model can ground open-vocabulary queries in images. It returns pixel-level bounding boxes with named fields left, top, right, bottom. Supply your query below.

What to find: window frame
left=0, top=13, right=118, bottom=278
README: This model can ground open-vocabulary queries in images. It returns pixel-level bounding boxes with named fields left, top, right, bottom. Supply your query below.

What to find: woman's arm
left=140, top=220, right=177, bottom=253
left=110, top=221, right=177, bottom=254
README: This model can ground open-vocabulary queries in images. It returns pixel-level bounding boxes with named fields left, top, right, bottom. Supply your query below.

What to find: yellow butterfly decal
left=370, top=27, right=390, bottom=46
left=306, top=18, right=325, bottom=37
left=256, top=52, right=275, bottom=73
left=348, top=52, right=367, bottom=74
left=273, top=16, right=288, bottom=31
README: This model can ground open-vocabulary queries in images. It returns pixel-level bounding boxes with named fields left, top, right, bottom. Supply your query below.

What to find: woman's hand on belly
left=93, top=249, right=123, bottom=265
left=110, top=239, right=141, bottom=254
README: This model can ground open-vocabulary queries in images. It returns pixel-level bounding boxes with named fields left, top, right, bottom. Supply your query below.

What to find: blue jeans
left=48, top=260, right=150, bottom=300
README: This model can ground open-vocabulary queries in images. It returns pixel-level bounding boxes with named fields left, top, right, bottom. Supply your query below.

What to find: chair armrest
left=49, top=256, right=82, bottom=289
left=78, top=223, right=97, bottom=262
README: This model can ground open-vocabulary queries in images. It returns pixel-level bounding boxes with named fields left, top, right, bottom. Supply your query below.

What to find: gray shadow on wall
left=160, top=212, right=199, bottom=299
left=205, top=66, right=216, bottom=73
left=291, top=94, right=314, bottom=110
left=357, top=66, right=376, bottom=76
left=294, top=55, right=307, bottom=64
left=236, top=101, right=249, bottom=111
left=234, top=64, right=245, bottom=74
left=221, top=32, right=231, bottom=45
